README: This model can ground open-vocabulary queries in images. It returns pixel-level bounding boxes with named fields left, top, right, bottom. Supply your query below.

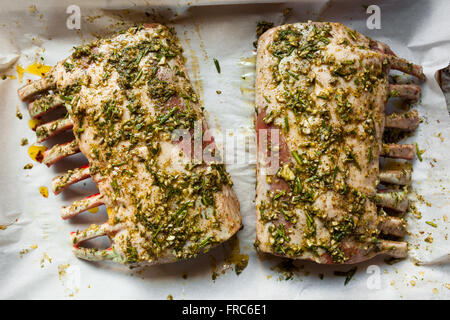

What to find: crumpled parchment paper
left=0, top=0, right=448, bottom=299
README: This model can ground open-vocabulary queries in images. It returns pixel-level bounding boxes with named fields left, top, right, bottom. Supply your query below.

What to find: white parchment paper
left=0, top=0, right=449, bottom=299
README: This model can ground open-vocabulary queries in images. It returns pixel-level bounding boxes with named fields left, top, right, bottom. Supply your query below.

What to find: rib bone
left=43, top=140, right=80, bottom=167
left=28, top=95, right=64, bottom=118
left=18, top=76, right=56, bottom=101
left=380, top=216, right=406, bottom=237
left=389, top=84, right=421, bottom=102
left=73, top=246, right=124, bottom=263
left=71, top=223, right=109, bottom=244
left=36, top=117, right=73, bottom=143
left=370, top=40, right=424, bottom=79
left=380, top=240, right=408, bottom=258
left=375, top=190, right=409, bottom=213
left=17, top=23, right=243, bottom=266
left=387, top=55, right=425, bottom=80
left=379, top=167, right=412, bottom=185
left=381, top=143, right=415, bottom=160
left=61, top=193, right=103, bottom=220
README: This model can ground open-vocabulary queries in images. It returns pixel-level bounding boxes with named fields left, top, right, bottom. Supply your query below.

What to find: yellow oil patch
left=39, top=186, right=48, bottom=198
left=88, top=207, right=99, bottom=214
left=17, top=62, right=52, bottom=82
left=28, top=144, right=47, bottom=162
left=16, top=65, right=24, bottom=82
left=28, top=118, right=41, bottom=130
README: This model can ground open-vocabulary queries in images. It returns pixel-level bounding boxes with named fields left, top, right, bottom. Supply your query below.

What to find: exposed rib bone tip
left=61, top=193, right=103, bottom=220
left=43, top=140, right=80, bottom=167
left=375, top=190, right=409, bottom=213
left=381, top=143, right=415, bottom=160
left=380, top=240, right=408, bottom=258
left=379, top=167, right=412, bottom=185
left=51, top=165, right=90, bottom=195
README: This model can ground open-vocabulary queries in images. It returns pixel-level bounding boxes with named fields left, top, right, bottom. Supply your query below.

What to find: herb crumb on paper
left=1, top=218, right=18, bottom=230
left=19, top=244, right=38, bottom=257
left=16, top=106, right=23, bottom=120
left=334, top=267, right=357, bottom=286
left=40, top=252, right=52, bottom=267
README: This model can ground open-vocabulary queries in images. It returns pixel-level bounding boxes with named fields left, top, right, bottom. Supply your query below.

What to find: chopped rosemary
left=292, top=150, right=302, bottom=165
left=425, top=221, right=437, bottom=228
left=415, top=143, right=424, bottom=161
left=213, top=58, right=221, bottom=74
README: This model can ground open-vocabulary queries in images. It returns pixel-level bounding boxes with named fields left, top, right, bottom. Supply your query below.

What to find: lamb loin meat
left=18, top=24, right=242, bottom=265
left=255, top=22, right=423, bottom=264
